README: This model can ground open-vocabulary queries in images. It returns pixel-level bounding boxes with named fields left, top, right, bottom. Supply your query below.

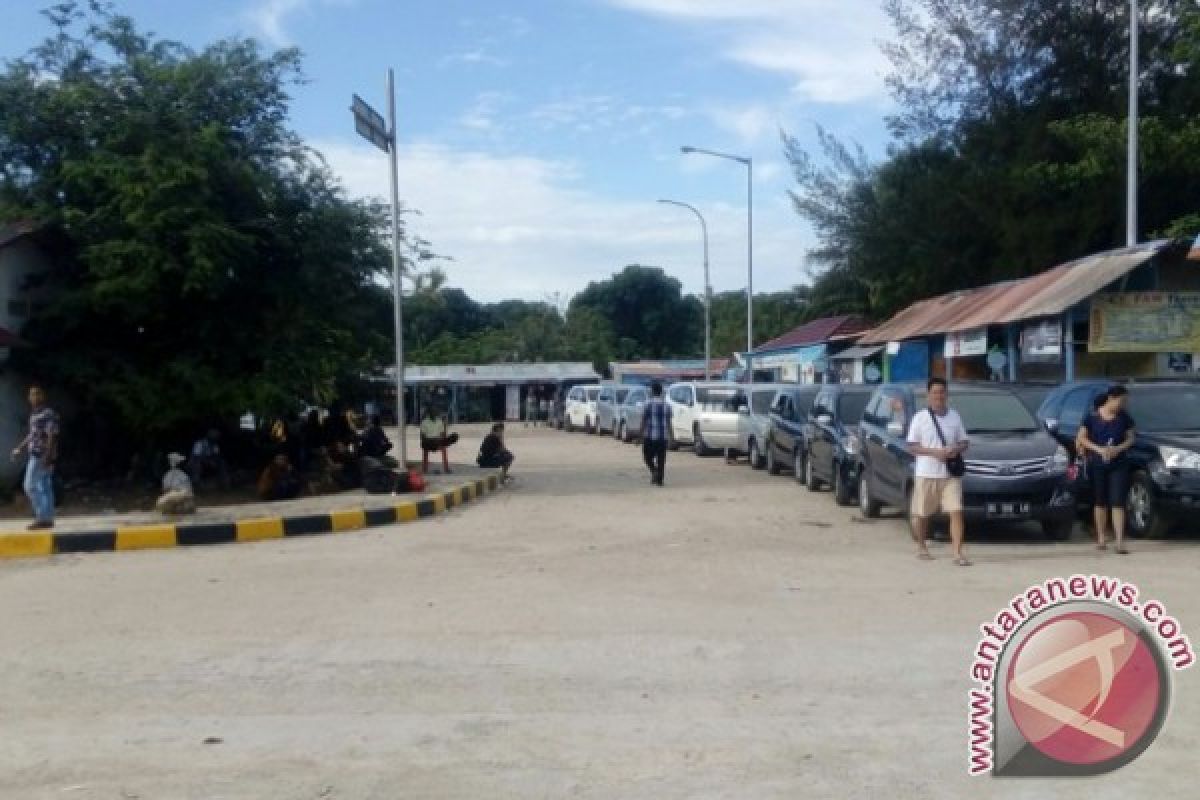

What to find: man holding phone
left=906, top=377, right=970, bottom=565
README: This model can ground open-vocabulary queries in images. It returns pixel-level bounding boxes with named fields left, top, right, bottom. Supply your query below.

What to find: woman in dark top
left=1078, top=386, right=1136, bottom=554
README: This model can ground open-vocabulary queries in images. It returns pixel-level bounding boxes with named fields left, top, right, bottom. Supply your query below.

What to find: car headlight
left=840, top=435, right=860, bottom=456
left=1161, top=446, right=1200, bottom=471
left=1046, top=445, right=1070, bottom=474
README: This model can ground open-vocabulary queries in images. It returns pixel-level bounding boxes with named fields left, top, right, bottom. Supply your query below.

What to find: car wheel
left=833, top=464, right=853, bottom=506
left=667, top=426, right=679, bottom=451
left=617, top=421, right=626, bottom=442
left=694, top=425, right=711, bottom=456
left=794, top=451, right=805, bottom=484
left=1042, top=519, right=1074, bottom=541
left=565, top=416, right=575, bottom=433
left=1127, top=472, right=1169, bottom=538
left=859, top=470, right=881, bottom=518
left=586, top=416, right=594, bottom=434
left=748, top=439, right=763, bottom=470
left=766, top=440, right=780, bottom=474
left=804, top=451, right=822, bottom=491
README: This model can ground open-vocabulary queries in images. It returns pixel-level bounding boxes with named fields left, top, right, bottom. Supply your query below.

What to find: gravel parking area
left=0, top=424, right=1196, bottom=799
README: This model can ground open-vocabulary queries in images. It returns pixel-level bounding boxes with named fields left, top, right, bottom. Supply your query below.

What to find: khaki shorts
left=911, top=477, right=964, bottom=517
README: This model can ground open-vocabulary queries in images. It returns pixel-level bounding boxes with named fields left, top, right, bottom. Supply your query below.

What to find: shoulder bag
left=927, top=409, right=966, bottom=478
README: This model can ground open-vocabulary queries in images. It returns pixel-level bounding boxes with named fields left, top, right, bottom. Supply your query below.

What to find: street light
left=1127, top=0, right=1139, bottom=247
left=657, top=199, right=712, bottom=380
left=681, top=145, right=754, bottom=383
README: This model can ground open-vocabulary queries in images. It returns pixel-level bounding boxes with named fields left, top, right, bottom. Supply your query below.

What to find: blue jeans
left=24, top=455, right=55, bottom=523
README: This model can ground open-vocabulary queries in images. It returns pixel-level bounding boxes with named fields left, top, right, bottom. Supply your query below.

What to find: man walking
left=906, top=377, right=971, bottom=565
left=640, top=381, right=672, bottom=486
left=10, top=384, right=60, bottom=530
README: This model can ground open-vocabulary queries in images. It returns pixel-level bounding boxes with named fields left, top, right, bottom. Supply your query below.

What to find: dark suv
left=1037, top=380, right=1200, bottom=537
left=800, top=385, right=875, bottom=505
left=857, top=383, right=1076, bottom=539
left=764, top=386, right=822, bottom=476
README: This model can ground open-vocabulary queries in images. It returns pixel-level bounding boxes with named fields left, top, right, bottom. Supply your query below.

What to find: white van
left=564, top=384, right=602, bottom=433
left=664, top=381, right=741, bottom=453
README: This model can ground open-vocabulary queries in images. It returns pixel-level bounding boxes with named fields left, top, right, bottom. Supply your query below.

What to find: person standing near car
left=640, top=381, right=672, bottom=486
left=1078, top=385, right=1136, bottom=554
left=906, top=378, right=971, bottom=565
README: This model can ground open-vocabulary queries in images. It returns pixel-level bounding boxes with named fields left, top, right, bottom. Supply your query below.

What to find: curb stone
left=0, top=474, right=501, bottom=560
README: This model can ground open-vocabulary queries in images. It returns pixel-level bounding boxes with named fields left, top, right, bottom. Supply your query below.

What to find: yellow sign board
left=1089, top=293, right=1200, bottom=353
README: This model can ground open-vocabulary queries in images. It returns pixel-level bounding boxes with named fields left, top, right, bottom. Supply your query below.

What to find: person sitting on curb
left=419, top=407, right=459, bottom=475
left=360, top=414, right=396, bottom=466
left=156, top=452, right=196, bottom=515
left=477, top=422, right=514, bottom=483
left=257, top=453, right=303, bottom=501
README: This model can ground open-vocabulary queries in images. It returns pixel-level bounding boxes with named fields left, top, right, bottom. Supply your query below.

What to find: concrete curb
left=0, top=474, right=501, bottom=560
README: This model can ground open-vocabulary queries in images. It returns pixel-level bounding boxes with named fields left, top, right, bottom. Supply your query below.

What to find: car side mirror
left=1044, top=418, right=1059, bottom=433
left=886, top=421, right=904, bottom=437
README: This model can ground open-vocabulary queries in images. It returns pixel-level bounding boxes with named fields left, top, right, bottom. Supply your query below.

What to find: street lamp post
left=1127, top=0, right=1139, bottom=247
left=658, top=199, right=712, bottom=380
left=681, top=145, right=753, bottom=383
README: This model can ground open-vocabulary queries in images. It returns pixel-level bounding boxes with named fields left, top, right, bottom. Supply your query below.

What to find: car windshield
left=1128, top=388, right=1200, bottom=432
left=696, top=388, right=740, bottom=411
left=585, top=388, right=599, bottom=401
left=1012, top=386, right=1052, bottom=414
left=615, top=388, right=631, bottom=403
left=752, top=391, right=775, bottom=414
left=950, top=392, right=1039, bottom=432
left=837, top=393, right=872, bottom=424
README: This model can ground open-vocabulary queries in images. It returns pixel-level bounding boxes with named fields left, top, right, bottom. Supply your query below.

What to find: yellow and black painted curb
left=0, top=474, right=501, bottom=561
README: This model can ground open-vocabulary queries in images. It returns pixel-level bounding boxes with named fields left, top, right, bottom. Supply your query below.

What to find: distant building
left=610, top=359, right=730, bottom=385
left=740, top=315, right=872, bottom=384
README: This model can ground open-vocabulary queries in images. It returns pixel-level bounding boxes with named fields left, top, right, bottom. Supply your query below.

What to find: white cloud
left=314, top=138, right=810, bottom=303
left=438, top=49, right=511, bottom=69
left=245, top=0, right=355, bottom=45
left=603, top=0, right=892, bottom=104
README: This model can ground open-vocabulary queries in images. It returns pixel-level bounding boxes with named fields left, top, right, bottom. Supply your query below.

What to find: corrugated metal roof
left=831, top=344, right=883, bottom=360
left=376, top=362, right=599, bottom=384
left=754, top=315, right=870, bottom=353
left=860, top=241, right=1171, bottom=344
left=613, top=359, right=729, bottom=376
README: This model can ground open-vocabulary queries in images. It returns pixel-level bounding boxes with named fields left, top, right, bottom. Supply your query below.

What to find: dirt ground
left=0, top=423, right=1196, bottom=799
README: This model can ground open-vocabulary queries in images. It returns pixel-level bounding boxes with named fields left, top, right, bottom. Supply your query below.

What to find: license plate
left=987, top=502, right=1031, bottom=518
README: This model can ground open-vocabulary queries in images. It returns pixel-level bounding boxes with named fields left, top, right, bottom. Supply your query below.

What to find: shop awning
left=747, top=344, right=827, bottom=369
left=831, top=344, right=883, bottom=361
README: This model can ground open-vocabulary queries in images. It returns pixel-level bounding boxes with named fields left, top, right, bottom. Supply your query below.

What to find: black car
left=764, top=386, right=822, bottom=476
left=1037, top=380, right=1200, bottom=537
left=857, top=383, right=1076, bottom=539
left=800, top=385, right=875, bottom=505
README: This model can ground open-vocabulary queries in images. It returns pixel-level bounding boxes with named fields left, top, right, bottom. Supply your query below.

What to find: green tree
left=0, top=3, right=401, bottom=458
left=568, top=265, right=702, bottom=360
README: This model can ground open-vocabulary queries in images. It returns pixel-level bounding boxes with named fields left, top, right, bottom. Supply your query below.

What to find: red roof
left=754, top=315, right=870, bottom=353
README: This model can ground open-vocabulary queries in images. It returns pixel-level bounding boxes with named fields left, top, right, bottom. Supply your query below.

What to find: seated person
left=156, top=452, right=196, bottom=515
left=477, top=422, right=514, bottom=482
left=190, top=428, right=230, bottom=489
left=257, top=453, right=303, bottom=501
left=360, top=414, right=394, bottom=460
left=419, top=408, right=459, bottom=475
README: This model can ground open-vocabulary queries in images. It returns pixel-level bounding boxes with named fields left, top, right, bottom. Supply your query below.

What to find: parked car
left=595, top=384, right=633, bottom=435
left=615, top=385, right=649, bottom=442
left=664, top=381, right=740, bottom=453
left=1037, top=380, right=1200, bottom=537
left=857, top=383, right=1075, bottom=539
left=564, top=384, right=602, bottom=433
left=763, top=385, right=823, bottom=476
left=737, top=383, right=787, bottom=469
left=800, top=385, right=875, bottom=505
left=692, top=386, right=753, bottom=456
left=553, top=380, right=596, bottom=429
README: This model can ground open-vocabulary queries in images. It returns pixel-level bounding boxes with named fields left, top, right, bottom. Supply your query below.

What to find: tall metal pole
left=745, top=158, right=754, bottom=384
left=658, top=199, right=711, bottom=380
left=387, top=68, right=407, bottom=465
left=1127, top=0, right=1139, bottom=247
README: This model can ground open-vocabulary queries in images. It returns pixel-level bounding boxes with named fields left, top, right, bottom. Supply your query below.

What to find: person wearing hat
left=156, top=452, right=196, bottom=515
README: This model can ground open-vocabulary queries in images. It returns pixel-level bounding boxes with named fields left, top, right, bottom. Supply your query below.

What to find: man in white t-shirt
left=906, top=377, right=971, bottom=565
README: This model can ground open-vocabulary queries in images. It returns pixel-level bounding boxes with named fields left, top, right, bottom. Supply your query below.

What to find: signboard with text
left=1089, top=293, right=1200, bottom=353
left=1022, top=320, right=1062, bottom=363
left=945, top=328, right=988, bottom=358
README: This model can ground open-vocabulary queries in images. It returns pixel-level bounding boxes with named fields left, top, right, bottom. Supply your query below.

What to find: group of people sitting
left=155, top=406, right=515, bottom=515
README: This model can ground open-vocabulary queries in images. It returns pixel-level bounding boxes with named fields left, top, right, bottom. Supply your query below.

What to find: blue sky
left=2, top=0, right=897, bottom=302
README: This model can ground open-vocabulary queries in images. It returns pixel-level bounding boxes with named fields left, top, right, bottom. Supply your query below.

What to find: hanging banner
left=944, top=328, right=988, bottom=358
left=1089, top=293, right=1200, bottom=353
left=1021, top=320, right=1062, bottom=363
